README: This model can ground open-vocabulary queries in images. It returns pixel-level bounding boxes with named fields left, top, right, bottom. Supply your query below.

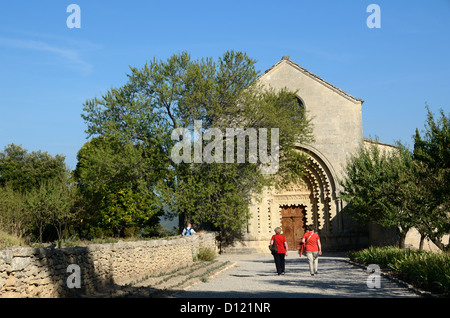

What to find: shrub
left=123, top=226, right=136, bottom=238
left=196, top=247, right=216, bottom=261
left=348, top=246, right=450, bottom=295
left=348, top=246, right=419, bottom=268
left=0, top=229, right=25, bottom=249
left=389, top=251, right=450, bottom=295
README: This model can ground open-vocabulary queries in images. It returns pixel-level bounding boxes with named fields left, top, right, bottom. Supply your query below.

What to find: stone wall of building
left=368, top=223, right=450, bottom=252
left=258, top=57, right=364, bottom=183
left=232, top=56, right=368, bottom=253
left=0, top=233, right=216, bottom=298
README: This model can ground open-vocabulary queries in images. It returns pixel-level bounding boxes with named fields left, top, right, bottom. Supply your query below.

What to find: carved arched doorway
left=242, top=145, right=340, bottom=252
left=273, top=145, right=339, bottom=248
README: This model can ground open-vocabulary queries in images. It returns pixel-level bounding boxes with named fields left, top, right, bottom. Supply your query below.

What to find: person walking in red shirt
left=270, top=227, right=288, bottom=275
left=301, top=225, right=322, bottom=276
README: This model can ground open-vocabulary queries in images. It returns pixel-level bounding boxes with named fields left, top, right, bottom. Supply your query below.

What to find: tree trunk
left=428, top=235, right=448, bottom=252
left=39, top=221, right=44, bottom=244
left=419, top=233, right=425, bottom=251
left=398, top=232, right=406, bottom=249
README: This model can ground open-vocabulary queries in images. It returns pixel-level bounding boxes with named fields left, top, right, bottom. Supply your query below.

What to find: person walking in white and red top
left=270, top=227, right=288, bottom=276
left=301, top=225, right=322, bottom=276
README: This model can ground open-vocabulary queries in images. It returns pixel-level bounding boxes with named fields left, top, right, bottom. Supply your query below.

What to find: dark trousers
left=273, top=253, right=285, bottom=274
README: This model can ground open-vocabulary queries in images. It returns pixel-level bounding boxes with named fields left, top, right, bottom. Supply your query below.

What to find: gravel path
left=173, top=252, right=422, bottom=298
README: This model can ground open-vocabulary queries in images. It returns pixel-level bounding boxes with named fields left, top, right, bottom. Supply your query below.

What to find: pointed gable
left=258, top=55, right=364, bottom=105
left=257, top=55, right=364, bottom=183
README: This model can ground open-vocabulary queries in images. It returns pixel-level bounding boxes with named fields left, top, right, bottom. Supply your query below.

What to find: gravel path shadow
left=172, top=252, right=423, bottom=298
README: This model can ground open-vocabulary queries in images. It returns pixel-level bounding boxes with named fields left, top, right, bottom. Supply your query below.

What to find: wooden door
left=281, top=205, right=305, bottom=250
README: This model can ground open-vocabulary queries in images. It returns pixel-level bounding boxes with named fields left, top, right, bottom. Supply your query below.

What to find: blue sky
left=0, top=0, right=449, bottom=170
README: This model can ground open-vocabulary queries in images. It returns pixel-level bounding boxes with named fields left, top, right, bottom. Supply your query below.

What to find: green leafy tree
left=81, top=51, right=313, bottom=239
left=413, top=106, right=449, bottom=251
left=0, top=144, right=67, bottom=193
left=0, top=183, right=28, bottom=238
left=74, top=135, right=162, bottom=237
left=24, top=176, right=78, bottom=244
left=341, top=107, right=449, bottom=251
left=340, top=142, right=419, bottom=248
left=0, top=144, right=73, bottom=243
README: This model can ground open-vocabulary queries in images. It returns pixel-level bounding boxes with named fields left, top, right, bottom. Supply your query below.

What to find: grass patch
left=348, top=246, right=450, bottom=296
left=195, top=247, right=217, bottom=261
left=0, top=229, right=26, bottom=249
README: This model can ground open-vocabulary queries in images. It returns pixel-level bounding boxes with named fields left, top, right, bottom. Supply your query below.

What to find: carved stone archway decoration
left=246, top=146, right=339, bottom=244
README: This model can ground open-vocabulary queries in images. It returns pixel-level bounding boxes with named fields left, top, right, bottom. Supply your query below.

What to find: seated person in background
left=182, top=223, right=196, bottom=236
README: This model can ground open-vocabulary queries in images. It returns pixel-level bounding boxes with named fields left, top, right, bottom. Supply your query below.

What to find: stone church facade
left=229, top=56, right=392, bottom=253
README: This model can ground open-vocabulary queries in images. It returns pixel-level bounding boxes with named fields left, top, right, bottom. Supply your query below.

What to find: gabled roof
left=258, top=55, right=364, bottom=104
left=363, top=137, right=397, bottom=149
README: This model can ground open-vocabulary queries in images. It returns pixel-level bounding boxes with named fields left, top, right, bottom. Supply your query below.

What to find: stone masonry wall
left=0, top=233, right=216, bottom=298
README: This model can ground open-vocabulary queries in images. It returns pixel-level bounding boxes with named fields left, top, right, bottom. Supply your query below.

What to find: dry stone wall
left=0, top=233, right=216, bottom=298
